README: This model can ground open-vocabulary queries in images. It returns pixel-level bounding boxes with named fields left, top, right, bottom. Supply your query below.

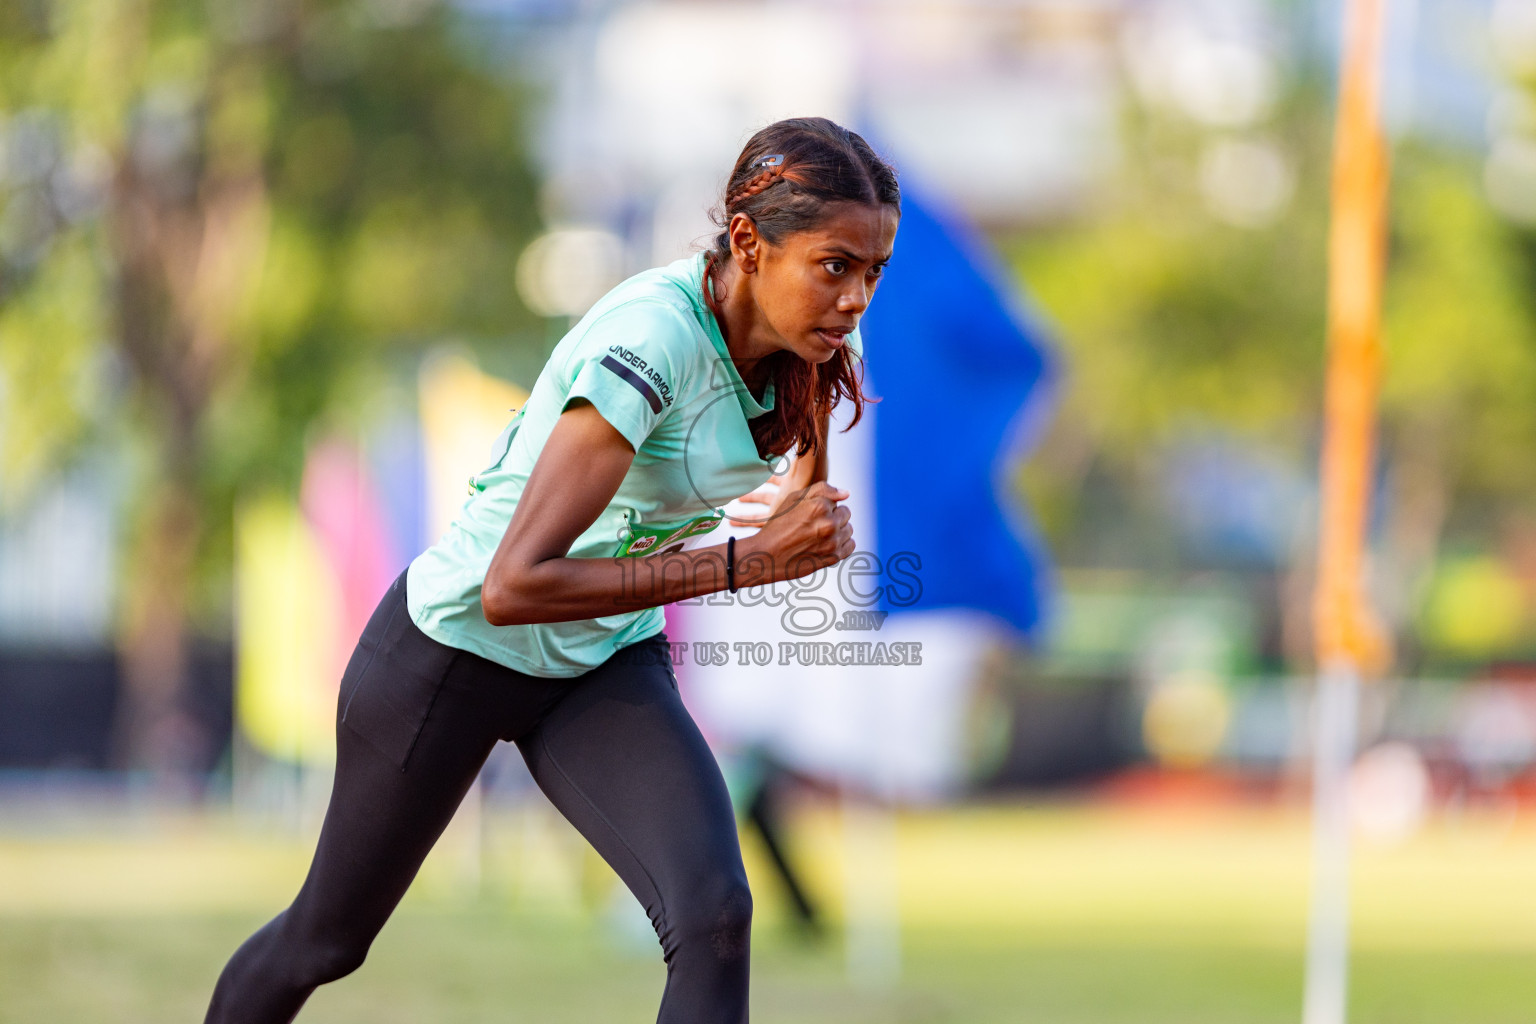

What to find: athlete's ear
left=728, top=212, right=760, bottom=274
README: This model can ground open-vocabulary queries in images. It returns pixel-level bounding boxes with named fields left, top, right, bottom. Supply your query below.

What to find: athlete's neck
left=706, top=258, right=779, bottom=397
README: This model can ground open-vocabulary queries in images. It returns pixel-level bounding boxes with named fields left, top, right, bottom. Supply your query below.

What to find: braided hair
left=705, top=117, right=900, bottom=462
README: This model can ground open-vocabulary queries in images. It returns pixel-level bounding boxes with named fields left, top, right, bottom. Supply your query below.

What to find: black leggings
left=205, top=570, right=751, bottom=1024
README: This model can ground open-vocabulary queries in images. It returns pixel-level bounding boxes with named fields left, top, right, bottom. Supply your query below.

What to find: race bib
left=615, top=511, right=724, bottom=558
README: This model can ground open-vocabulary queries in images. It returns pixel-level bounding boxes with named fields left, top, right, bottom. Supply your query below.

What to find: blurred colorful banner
left=235, top=353, right=527, bottom=766
left=419, top=351, right=530, bottom=544
left=235, top=494, right=346, bottom=766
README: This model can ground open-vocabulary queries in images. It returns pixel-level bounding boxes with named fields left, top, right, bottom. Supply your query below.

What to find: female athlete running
left=204, top=116, right=899, bottom=1023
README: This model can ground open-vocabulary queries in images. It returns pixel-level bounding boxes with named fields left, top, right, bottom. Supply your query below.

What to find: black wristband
left=726, top=536, right=737, bottom=593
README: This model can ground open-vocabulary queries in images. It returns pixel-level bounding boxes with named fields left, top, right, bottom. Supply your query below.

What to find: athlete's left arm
left=784, top=410, right=830, bottom=488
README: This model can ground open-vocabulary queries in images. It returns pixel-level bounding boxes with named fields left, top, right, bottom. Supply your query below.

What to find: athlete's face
left=745, top=202, right=898, bottom=364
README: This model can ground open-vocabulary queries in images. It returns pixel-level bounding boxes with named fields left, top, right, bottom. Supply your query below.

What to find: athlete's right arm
left=480, top=402, right=853, bottom=627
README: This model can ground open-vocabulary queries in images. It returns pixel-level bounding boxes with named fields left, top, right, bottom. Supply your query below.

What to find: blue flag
left=859, top=192, right=1057, bottom=636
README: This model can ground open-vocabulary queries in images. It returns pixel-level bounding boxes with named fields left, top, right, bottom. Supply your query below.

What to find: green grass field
left=3, top=799, right=1534, bottom=1022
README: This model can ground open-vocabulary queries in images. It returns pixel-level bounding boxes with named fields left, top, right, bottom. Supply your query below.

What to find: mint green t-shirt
left=407, top=251, right=863, bottom=678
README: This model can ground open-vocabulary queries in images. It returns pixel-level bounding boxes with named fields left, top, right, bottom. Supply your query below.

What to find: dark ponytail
left=706, top=117, right=900, bottom=461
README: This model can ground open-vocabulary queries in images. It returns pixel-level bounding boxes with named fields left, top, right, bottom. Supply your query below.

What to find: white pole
left=841, top=788, right=900, bottom=990
left=1302, top=659, right=1361, bottom=1024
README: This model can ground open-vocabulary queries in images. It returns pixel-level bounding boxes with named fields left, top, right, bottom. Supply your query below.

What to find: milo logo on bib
left=615, top=511, right=724, bottom=558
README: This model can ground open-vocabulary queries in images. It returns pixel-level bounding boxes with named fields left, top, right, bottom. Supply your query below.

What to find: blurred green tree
left=1003, top=94, right=1332, bottom=573
left=1376, top=151, right=1536, bottom=654
left=0, top=0, right=539, bottom=775
left=1006, top=93, right=1536, bottom=672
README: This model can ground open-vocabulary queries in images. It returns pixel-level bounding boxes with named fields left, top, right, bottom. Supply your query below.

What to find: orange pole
left=1314, top=0, right=1391, bottom=673
left=1303, top=5, right=1393, bottom=1022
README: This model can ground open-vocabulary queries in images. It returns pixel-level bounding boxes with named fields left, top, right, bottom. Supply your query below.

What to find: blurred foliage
left=1381, top=151, right=1536, bottom=511
left=1005, top=71, right=1536, bottom=670
left=1003, top=87, right=1333, bottom=572
left=0, top=0, right=541, bottom=768
left=1419, top=554, right=1529, bottom=659
left=1009, top=144, right=1328, bottom=470
left=0, top=0, right=539, bottom=600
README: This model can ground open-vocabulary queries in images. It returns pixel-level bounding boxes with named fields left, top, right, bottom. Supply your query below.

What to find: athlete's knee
left=278, top=912, right=374, bottom=987
left=665, top=875, right=753, bottom=964
left=302, top=935, right=371, bottom=985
